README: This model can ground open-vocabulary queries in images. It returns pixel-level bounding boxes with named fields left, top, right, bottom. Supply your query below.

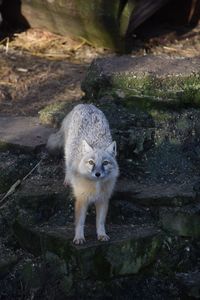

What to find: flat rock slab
left=13, top=221, right=162, bottom=278
left=0, top=116, right=55, bottom=151
left=85, top=55, right=200, bottom=77
left=115, top=180, right=197, bottom=207
left=82, top=55, right=200, bottom=106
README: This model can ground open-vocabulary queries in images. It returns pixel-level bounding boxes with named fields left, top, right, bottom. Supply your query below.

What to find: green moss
left=38, top=102, right=66, bottom=126
left=38, top=101, right=78, bottom=126
left=112, top=74, right=200, bottom=104
left=103, top=232, right=162, bottom=277
left=83, top=69, right=200, bottom=108
left=149, top=110, right=172, bottom=122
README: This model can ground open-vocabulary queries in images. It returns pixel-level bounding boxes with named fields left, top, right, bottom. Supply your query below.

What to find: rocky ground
left=1, top=27, right=200, bottom=299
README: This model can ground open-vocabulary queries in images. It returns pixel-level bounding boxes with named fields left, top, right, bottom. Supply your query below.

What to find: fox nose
left=95, top=172, right=101, bottom=177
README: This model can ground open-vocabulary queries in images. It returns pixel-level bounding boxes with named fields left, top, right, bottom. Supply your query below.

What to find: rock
left=0, top=116, right=55, bottom=151
left=115, top=181, right=197, bottom=207
left=176, top=271, right=200, bottom=299
left=159, top=203, right=200, bottom=238
left=15, top=176, right=73, bottom=225
left=19, top=252, right=73, bottom=298
left=82, top=55, right=200, bottom=106
left=0, top=243, right=18, bottom=279
left=14, top=0, right=134, bottom=49
left=0, top=256, right=18, bottom=279
left=13, top=221, right=162, bottom=279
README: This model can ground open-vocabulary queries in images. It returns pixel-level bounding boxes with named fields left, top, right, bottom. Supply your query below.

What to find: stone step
left=13, top=220, right=162, bottom=279
left=14, top=177, right=199, bottom=237
left=115, top=180, right=198, bottom=207
left=159, top=203, right=200, bottom=238
left=0, top=116, right=55, bottom=152
left=0, top=242, right=19, bottom=279
left=16, top=176, right=198, bottom=209
left=82, top=55, right=200, bottom=107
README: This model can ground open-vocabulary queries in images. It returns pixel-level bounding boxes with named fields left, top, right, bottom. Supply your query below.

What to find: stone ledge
left=159, top=203, right=200, bottom=238
left=13, top=221, right=162, bottom=279
left=115, top=181, right=197, bottom=207
left=82, top=55, right=200, bottom=106
left=0, top=116, right=55, bottom=151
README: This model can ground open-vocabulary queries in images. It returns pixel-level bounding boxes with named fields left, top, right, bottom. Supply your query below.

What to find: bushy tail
left=46, top=130, right=64, bottom=155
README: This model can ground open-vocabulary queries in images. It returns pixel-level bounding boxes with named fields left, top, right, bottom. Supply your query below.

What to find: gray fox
left=47, top=104, right=119, bottom=244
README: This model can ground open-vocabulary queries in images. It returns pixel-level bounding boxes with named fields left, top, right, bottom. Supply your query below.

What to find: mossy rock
left=21, top=0, right=135, bottom=50
left=38, top=101, right=78, bottom=127
left=159, top=203, right=200, bottom=238
left=19, top=252, right=73, bottom=298
left=13, top=221, right=162, bottom=279
left=82, top=55, right=200, bottom=108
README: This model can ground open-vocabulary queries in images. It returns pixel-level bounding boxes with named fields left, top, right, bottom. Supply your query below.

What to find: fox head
left=78, top=140, right=119, bottom=181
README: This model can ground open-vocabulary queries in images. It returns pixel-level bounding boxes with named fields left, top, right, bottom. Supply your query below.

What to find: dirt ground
left=0, top=24, right=200, bottom=117
left=0, top=29, right=111, bottom=116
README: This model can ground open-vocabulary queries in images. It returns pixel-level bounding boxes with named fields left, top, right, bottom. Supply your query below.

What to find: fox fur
left=47, top=104, right=119, bottom=244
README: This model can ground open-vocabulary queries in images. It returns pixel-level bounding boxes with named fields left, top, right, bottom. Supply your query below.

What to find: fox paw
left=73, top=237, right=86, bottom=245
left=63, top=179, right=69, bottom=187
left=98, top=234, right=110, bottom=242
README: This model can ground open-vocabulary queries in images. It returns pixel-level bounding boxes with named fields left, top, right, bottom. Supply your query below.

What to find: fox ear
left=82, top=140, right=93, bottom=153
left=106, top=141, right=117, bottom=156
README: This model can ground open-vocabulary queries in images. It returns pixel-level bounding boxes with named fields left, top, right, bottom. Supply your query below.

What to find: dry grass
left=2, top=29, right=91, bottom=60
left=146, top=26, right=200, bottom=57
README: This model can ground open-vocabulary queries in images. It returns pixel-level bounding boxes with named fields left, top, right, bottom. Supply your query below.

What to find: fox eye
left=103, top=160, right=109, bottom=166
left=88, top=160, right=95, bottom=166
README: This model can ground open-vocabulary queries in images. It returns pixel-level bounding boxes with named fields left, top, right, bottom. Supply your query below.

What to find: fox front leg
left=95, top=200, right=110, bottom=241
left=73, top=199, right=88, bottom=245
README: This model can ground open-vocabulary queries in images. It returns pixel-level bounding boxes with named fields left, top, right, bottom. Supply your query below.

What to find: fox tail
left=46, top=129, right=64, bottom=155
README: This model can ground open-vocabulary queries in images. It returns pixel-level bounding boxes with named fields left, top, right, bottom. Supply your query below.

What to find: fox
left=47, top=104, right=119, bottom=244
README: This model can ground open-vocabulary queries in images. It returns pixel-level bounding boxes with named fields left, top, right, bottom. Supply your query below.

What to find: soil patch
left=1, top=25, right=200, bottom=117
